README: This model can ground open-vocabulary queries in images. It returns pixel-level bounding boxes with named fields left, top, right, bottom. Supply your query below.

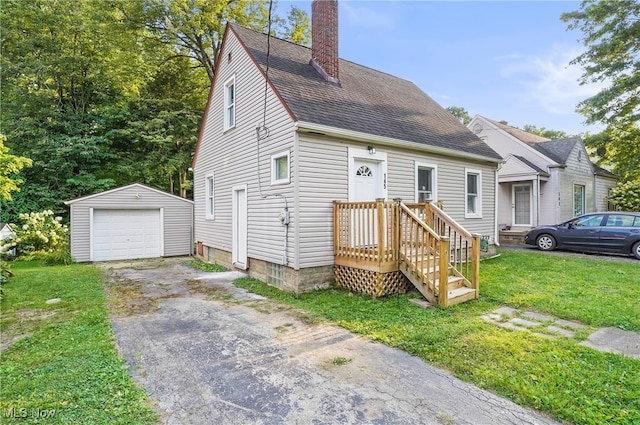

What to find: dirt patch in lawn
left=1, top=308, right=62, bottom=353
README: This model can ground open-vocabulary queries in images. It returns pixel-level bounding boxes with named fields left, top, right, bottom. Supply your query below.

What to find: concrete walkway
left=103, top=259, right=559, bottom=425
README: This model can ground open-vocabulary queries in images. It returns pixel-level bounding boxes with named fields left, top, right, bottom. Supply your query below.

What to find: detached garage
left=65, top=183, right=194, bottom=262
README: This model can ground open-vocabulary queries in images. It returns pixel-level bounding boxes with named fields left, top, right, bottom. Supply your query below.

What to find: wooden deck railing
left=333, top=199, right=399, bottom=273
left=397, top=203, right=444, bottom=300
left=405, top=202, right=480, bottom=294
left=334, top=199, right=481, bottom=306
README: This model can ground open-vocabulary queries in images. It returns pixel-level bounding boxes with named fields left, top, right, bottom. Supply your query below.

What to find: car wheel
left=632, top=241, right=640, bottom=260
left=536, top=234, right=556, bottom=251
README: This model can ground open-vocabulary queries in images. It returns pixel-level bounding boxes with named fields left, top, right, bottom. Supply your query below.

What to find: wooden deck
left=333, top=199, right=480, bottom=307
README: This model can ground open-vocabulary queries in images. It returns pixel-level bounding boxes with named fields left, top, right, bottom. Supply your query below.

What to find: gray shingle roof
left=528, top=137, right=580, bottom=164
left=592, top=163, right=617, bottom=178
left=484, top=117, right=551, bottom=144
left=230, top=24, right=502, bottom=161
left=513, top=155, right=549, bottom=176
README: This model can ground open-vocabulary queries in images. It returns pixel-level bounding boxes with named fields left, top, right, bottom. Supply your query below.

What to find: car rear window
left=635, top=217, right=640, bottom=227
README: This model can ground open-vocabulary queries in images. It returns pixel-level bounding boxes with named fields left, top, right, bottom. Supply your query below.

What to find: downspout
left=536, top=173, right=541, bottom=226
left=494, top=168, right=500, bottom=246
left=592, top=171, right=597, bottom=212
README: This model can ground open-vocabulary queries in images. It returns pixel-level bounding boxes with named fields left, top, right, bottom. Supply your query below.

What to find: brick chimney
left=311, top=0, right=339, bottom=84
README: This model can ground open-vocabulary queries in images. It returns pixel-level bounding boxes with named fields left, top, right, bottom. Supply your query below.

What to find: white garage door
left=93, top=209, right=161, bottom=261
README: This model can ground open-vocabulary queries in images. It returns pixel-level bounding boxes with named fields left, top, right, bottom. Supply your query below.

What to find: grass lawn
left=234, top=250, right=640, bottom=425
left=0, top=262, right=158, bottom=424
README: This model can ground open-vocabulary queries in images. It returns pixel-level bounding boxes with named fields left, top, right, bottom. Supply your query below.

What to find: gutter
left=295, top=121, right=503, bottom=164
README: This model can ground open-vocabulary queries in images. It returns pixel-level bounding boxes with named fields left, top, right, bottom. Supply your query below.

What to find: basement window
left=267, top=262, right=284, bottom=288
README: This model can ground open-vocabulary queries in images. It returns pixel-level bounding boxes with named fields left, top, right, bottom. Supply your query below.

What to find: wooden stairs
left=333, top=199, right=481, bottom=307
left=399, top=252, right=477, bottom=307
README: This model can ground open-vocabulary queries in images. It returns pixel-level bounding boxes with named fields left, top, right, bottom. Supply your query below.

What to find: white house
left=193, top=0, right=502, bottom=292
left=468, top=116, right=618, bottom=244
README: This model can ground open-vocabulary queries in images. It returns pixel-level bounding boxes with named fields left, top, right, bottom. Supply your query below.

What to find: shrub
left=8, top=210, right=71, bottom=264
left=607, top=180, right=640, bottom=211
left=0, top=260, right=12, bottom=301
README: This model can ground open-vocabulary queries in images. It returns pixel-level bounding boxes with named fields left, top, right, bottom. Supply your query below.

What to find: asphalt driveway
left=103, top=258, right=558, bottom=425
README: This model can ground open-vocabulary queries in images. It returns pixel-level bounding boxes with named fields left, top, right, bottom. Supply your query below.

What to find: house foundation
left=196, top=246, right=333, bottom=293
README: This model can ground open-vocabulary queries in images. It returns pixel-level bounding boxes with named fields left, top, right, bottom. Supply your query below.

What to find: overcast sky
left=281, top=0, right=604, bottom=136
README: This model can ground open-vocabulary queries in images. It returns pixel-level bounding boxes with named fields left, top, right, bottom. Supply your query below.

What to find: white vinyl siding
left=224, top=75, right=236, bottom=131
left=296, top=136, right=498, bottom=268
left=271, top=150, right=290, bottom=185
left=194, top=30, right=296, bottom=267
left=465, top=169, right=482, bottom=218
left=205, top=173, right=214, bottom=219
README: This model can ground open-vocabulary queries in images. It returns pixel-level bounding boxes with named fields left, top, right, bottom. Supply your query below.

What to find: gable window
left=465, top=169, right=482, bottom=218
left=415, top=162, right=437, bottom=203
left=573, top=184, right=585, bottom=216
left=224, top=75, right=235, bottom=130
left=205, top=173, right=214, bottom=219
left=271, top=150, right=290, bottom=185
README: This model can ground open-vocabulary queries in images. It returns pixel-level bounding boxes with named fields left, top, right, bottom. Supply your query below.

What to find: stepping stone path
left=481, top=306, right=640, bottom=359
left=481, top=306, right=588, bottom=340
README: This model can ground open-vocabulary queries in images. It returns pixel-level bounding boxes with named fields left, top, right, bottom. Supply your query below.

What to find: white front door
left=512, top=184, right=532, bottom=226
left=232, top=185, right=247, bottom=269
left=353, top=159, right=383, bottom=201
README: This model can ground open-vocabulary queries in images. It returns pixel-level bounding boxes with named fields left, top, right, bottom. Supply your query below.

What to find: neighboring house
left=193, top=0, right=502, bottom=292
left=467, top=116, right=618, bottom=243
left=65, top=183, right=194, bottom=262
left=0, top=223, right=16, bottom=256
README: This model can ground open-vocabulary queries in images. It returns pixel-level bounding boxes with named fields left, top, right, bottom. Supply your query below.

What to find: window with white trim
left=573, top=184, right=585, bottom=216
left=205, top=173, right=214, bottom=219
left=465, top=169, right=482, bottom=218
left=271, top=151, right=290, bottom=185
left=224, top=75, right=235, bottom=130
left=415, top=162, right=437, bottom=203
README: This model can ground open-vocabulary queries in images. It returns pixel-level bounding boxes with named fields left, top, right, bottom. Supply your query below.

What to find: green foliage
left=189, top=260, right=227, bottom=272
left=562, top=1, right=640, bottom=128
left=446, top=106, right=472, bottom=125
left=0, top=134, right=32, bottom=201
left=521, top=124, right=571, bottom=139
left=0, top=0, right=309, bottom=223
left=584, top=125, right=640, bottom=182
left=232, top=251, right=640, bottom=424
left=0, top=262, right=159, bottom=424
left=562, top=1, right=640, bottom=184
left=9, top=211, right=69, bottom=256
left=282, top=6, right=311, bottom=46
left=607, top=180, right=640, bottom=211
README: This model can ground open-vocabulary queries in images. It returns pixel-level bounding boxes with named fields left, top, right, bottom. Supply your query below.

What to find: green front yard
left=234, top=250, right=640, bottom=425
left=0, top=262, right=158, bottom=424
left=1, top=251, right=638, bottom=424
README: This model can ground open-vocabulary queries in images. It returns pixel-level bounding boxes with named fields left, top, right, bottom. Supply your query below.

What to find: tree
left=522, top=125, right=572, bottom=139
left=0, top=135, right=32, bottom=201
left=562, top=1, right=640, bottom=127
left=562, top=1, right=640, bottom=185
left=446, top=106, right=472, bottom=125
left=282, top=6, right=311, bottom=46
left=1, top=0, right=150, bottom=220
left=584, top=125, right=640, bottom=181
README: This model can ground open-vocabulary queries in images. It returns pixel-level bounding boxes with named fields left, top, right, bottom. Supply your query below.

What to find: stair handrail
left=404, top=201, right=480, bottom=298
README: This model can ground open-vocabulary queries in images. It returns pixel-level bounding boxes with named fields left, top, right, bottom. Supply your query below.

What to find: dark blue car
left=524, top=212, right=640, bottom=260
